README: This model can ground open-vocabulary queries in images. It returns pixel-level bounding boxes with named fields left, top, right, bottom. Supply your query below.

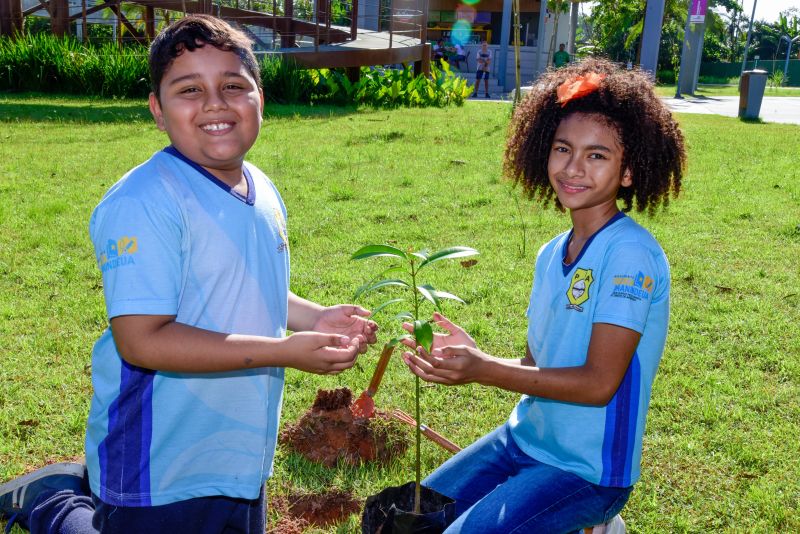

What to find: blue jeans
left=423, top=423, right=632, bottom=534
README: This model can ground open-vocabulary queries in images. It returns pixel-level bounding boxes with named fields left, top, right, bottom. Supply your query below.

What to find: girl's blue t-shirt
left=86, top=148, right=290, bottom=506
left=509, top=213, right=670, bottom=488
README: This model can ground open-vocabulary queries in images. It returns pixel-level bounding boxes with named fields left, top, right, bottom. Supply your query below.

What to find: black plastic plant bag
left=362, top=481, right=456, bottom=534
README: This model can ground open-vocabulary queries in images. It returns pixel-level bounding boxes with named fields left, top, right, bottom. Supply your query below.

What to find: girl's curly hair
left=504, top=58, right=686, bottom=213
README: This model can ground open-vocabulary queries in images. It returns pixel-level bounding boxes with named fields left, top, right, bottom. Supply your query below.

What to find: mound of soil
left=269, top=489, right=362, bottom=533
left=280, top=387, right=409, bottom=467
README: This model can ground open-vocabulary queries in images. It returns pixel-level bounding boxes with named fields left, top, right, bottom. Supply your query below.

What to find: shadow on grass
left=0, top=93, right=368, bottom=123
left=0, top=98, right=152, bottom=123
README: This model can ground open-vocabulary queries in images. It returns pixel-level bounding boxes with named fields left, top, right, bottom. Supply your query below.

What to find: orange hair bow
left=556, top=72, right=606, bottom=107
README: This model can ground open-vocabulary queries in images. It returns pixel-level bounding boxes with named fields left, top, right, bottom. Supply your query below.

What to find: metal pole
left=314, top=0, right=319, bottom=50
left=740, top=0, right=757, bottom=77
left=567, top=0, right=578, bottom=55
left=533, top=1, right=546, bottom=76
left=640, top=0, right=666, bottom=77
left=350, top=0, right=357, bottom=39
left=675, top=4, right=692, bottom=99
left=82, top=0, right=87, bottom=43
left=389, top=0, right=393, bottom=48
left=785, top=36, right=800, bottom=84
left=498, top=0, right=512, bottom=91
left=513, top=0, right=521, bottom=103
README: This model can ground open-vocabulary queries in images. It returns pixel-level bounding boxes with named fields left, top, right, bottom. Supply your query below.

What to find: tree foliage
left=586, top=0, right=799, bottom=71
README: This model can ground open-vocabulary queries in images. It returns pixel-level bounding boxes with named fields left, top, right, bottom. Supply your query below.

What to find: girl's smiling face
left=148, top=45, right=263, bottom=187
left=547, top=112, right=632, bottom=217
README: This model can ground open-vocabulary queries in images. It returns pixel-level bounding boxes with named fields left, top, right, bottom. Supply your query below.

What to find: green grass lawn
left=1, top=94, right=799, bottom=532
left=654, top=83, right=800, bottom=97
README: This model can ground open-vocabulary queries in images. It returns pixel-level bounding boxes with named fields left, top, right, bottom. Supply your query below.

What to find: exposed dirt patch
left=269, top=489, right=362, bottom=532
left=280, top=387, right=410, bottom=467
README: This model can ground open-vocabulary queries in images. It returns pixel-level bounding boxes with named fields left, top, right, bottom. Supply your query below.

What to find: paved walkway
left=661, top=95, right=800, bottom=125
left=502, top=87, right=800, bottom=125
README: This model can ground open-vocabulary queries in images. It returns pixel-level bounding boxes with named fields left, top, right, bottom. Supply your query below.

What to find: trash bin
left=738, top=69, right=768, bottom=119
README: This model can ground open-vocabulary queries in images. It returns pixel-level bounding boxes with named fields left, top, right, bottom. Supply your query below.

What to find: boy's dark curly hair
left=149, top=14, right=261, bottom=101
left=504, top=58, right=686, bottom=213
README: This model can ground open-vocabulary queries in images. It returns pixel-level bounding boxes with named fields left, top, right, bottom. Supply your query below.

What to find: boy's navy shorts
left=91, top=486, right=265, bottom=533
left=476, top=70, right=490, bottom=80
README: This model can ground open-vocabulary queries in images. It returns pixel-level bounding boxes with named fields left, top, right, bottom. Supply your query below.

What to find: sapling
left=352, top=244, right=478, bottom=514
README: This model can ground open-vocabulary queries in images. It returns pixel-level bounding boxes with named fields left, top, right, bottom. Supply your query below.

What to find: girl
left=402, top=58, right=686, bottom=533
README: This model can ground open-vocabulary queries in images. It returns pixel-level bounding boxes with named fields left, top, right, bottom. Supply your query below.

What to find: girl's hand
left=402, top=344, right=491, bottom=386
left=311, top=305, right=378, bottom=354
left=401, top=312, right=477, bottom=352
left=284, top=331, right=360, bottom=374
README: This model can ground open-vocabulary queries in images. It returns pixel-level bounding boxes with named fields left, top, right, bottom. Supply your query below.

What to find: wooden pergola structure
left=0, top=0, right=430, bottom=72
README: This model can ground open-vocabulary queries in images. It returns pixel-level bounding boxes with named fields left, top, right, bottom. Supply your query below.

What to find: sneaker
left=586, top=514, right=627, bottom=534
left=0, top=461, right=86, bottom=524
left=485, top=93, right=491, bottom=98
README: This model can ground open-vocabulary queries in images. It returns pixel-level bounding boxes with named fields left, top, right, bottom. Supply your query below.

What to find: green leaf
left=418, top=246, right=479, bottom=269
left=411, top=250, right=429, bottom=261
left=416, top=284, right=442, bottom=312
left=431, top=289, right=465, bottom=304
left=354, top=278, right=410, bottom=299
left=351, top=244, right=409, bottom=261
left=369, top=298, right=405, bottom=317
left=386, top=334, right=413, bottom=348
left=413, top=320, right=433, bottom=353
left=394, top=311, right=414, bottom=321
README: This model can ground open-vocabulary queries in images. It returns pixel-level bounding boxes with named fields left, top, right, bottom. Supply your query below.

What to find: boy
left=474, top=40, right=491, bottom=98
left=0, top=15, right=377, bottom=534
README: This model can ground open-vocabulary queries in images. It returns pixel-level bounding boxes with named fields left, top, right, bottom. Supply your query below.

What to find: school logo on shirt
left=273, top=208, right=288, bottom=253
left=566, top=268, right=593, bottom=312
left=611, top=271, right=654, bottom=302
left=97, top=236, right=138, bottom=272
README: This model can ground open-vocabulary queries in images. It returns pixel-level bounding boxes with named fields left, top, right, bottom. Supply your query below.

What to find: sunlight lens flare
left=450, top=19, right=473, bottom=46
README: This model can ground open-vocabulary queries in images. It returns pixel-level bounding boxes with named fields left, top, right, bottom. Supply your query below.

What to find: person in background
left=452, top=42, right=467, bottom=70
left=474, top=40, right=492, bottom=98
left=433, top=39, right=446, bottom=65
left=554, top=42, right=571, bottom=68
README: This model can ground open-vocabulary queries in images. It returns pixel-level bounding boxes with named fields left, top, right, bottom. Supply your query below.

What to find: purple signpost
left=690, top=0, right=707, bottom=23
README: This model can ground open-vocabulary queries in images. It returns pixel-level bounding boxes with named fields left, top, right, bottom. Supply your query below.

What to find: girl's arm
left=111, top=314, right=360, bottom=374
left=403, top=321, right=639, bottom=406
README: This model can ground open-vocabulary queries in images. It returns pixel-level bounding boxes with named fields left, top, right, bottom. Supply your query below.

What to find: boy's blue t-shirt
left=508, top=213, right=670, bottom=488
left=85, top=147, right=290, bottom=507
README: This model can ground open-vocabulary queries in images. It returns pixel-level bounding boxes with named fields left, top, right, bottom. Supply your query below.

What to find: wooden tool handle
left=420, top=425, right=462, bottom=454
left=366, top=344, right=394, bottom=395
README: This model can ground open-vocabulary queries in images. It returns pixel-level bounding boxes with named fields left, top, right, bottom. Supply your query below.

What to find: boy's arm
left=403, top=322, right=639, bottom=406
left=288, top=292, right=378, bottom=352
left=111, top=314, right=359, bottom=374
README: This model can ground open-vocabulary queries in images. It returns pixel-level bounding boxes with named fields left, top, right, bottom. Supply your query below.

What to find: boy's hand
left=401, top=344, right=490, bottom=386
left=286, top=331, right=360, bottom=374
left=312, top=305, right=378, bottom=354
left=401, top=312, right=477, bottom=352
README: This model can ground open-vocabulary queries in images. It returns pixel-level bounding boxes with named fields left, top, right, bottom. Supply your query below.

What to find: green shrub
left=656, top=69, right=675, bottom=85
left=311, top=62, right=471, bottom=108
left=260, top=54, right=316, bottom=104
left=768, top=69, right=785, bottom=90
left=698, top=74, right=738, bottom=85
left=0, top=33, right=469, bottom=107
left=0, top=33, right=148, bottom=97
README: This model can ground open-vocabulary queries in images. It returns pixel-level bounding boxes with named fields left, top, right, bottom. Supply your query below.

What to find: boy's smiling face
left=149, top=44, right=263, bottom=186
